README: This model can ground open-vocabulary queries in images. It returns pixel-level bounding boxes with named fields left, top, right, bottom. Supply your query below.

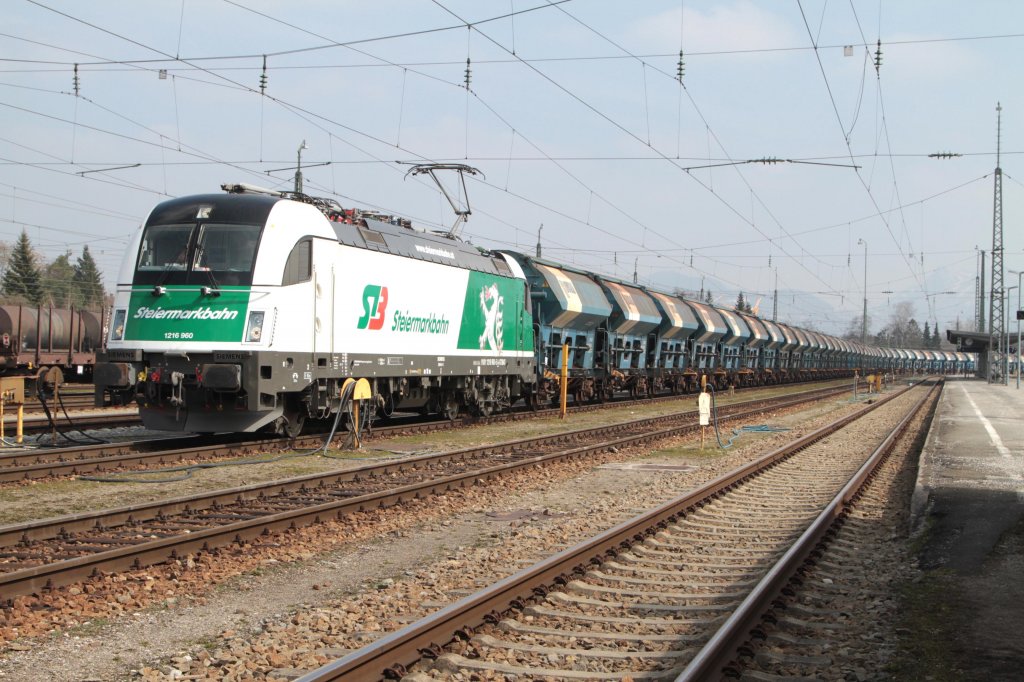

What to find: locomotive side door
left=311, top=243, right=334, bottom=360
left=518, top=281, right=528, bottom=365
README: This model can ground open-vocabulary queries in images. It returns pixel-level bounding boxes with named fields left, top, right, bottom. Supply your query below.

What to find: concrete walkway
left=913, top=378, right=1024, bottom=571
left=909, top=377, right=1024, bottom=679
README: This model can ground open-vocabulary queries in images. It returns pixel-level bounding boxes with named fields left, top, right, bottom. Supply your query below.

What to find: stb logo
left=357, top=284, right=388, bottom=330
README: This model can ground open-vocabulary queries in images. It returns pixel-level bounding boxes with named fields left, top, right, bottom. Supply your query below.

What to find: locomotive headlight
left=111, top=309, right=127, bottom=341
left=245, top=311, right=265, bottom=343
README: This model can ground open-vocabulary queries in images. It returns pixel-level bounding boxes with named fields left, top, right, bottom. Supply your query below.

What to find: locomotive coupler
left=169, top=371, right=187, bottom=407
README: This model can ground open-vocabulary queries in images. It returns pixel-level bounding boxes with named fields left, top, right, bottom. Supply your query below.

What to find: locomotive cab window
left=133, top=222, right=262, bottom=286
left=282, top=238, right=312, bottom=285
left=137, top=224, right=193, bottom=272
left=193, top=224, right=261, bottom=273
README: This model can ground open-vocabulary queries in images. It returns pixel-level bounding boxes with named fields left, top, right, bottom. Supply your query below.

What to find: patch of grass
left=64, top=617, right=110, bottom=637
left=649, top=444, right=724, bottom=460
left=889, top=569, right=968, bottom=681
left=190, top=635, right=219, bottom=652
left=906, top=515, right=936, bottom=556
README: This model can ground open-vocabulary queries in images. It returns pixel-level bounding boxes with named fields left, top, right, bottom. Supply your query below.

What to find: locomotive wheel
left=278, top=398, right=306, bottom=438
left=284, top=413, right=305, bottom=438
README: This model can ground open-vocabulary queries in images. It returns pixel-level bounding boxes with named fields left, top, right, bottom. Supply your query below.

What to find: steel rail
left=0, top=383, right=850, bottom=544
left=3, top=411, right=141, bottom=436
left=676, top=378, right=942, bottom=680
left=293, top=380, right=923, bottom=681
left=0, top=383, right=863, bottom=600
left=0, top=382, right=849, bottom=482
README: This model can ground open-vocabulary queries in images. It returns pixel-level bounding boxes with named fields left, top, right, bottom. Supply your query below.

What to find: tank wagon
left=94, top=184, right=954, bottom=434
left=0, top=305, right=102, bottom=380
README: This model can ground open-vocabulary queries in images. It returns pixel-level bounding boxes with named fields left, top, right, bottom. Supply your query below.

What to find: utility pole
left=535, top=224, right=543, bottom=258
left=857, top=238, right=868, bottom=344
left=295, top=140, right=307, bottom=193
left=989, top=103, right=1005, bottom=384
left=772, top=267, right=778, bottom=321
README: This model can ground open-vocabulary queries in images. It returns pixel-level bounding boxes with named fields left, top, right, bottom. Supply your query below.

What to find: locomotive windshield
left=192, top=224, right=260, bottom=273
left=134, top=223, right=262, bottom=286
left=137, top=224, right=192, bottom=272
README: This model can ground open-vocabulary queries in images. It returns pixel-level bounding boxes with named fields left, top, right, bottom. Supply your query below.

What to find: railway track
left=3, top=387, right=140, bottom=436
left=24, top=392, right=97, bottom=413
left=294, top=378, right=940, bottom=681
left=0, top=381, right=857, bottom=483
left=0, top=381, right=863, bottom=601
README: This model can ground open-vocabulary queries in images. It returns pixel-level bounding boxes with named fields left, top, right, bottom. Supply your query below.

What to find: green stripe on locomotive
left=125, top=286, right=250, bottom=342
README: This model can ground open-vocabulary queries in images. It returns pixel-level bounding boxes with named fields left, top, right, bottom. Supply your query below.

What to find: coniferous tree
left=703, top=290, right=714, bottom=305
left=43, top=251, right=76, bottom=306
left=922, top=321, right=931, bottom=349
left=73, top=245, right=105, bottom=309
left=904, top=318, right=923, bottom=349
left=1, top=230, right=44, bottom=305
left=735, top=292, right=749, bottom=313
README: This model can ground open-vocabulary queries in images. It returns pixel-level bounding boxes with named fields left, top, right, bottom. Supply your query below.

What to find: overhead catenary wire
left=4, top=26, right=1023, bottom=69
left=795, top=0, right=926, bottom=298
left=2, top=0, right=991, bottom=329
left=459, top=0, right=852, bottom=296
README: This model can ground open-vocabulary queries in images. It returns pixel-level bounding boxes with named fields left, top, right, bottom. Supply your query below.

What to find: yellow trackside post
left=559, top=342, right=569, bottom=419
left=0, top=378, right=25, bottom=445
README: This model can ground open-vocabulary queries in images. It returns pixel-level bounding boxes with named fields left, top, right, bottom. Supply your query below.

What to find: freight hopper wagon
left=647, top=291, right=699, bottom=394
left=738, top=313, right=770, bottom=384
left=684, top=300, right=729, bottom=388
left=596, top=279, right=663, bottom=398
left=757, top=318, right=787, bottom=382
left=717, top=309, right=751, bottom=385
left=96, top=186, right=536, bottom=434
left=503, top=255, right=668, bottom=403
left=504, top=255, right=610, bottom=406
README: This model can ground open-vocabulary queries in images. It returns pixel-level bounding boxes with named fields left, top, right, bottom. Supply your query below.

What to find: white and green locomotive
left=96, top=184, right=536, bottom=434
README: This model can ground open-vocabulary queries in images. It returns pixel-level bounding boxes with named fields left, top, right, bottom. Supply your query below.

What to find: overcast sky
left=1, top=0, right=1021, bottom=335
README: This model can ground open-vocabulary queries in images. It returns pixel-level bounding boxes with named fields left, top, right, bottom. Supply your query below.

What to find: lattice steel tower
left=988, top=103, right=1005, bottom=383
left=976, top=249, right=985, bottom=333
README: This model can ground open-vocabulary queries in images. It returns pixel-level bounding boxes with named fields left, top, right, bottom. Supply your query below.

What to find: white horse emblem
left=478, top=284, right=504, bottom=352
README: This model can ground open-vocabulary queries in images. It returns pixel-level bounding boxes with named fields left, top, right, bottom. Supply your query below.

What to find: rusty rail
left=0, top=383, right=861, bottom=600
left=676, top=378, right=942, bottom=680
left=0, top=382, right=849, bottom=482
left=294, top=381, right=926, bottom=681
